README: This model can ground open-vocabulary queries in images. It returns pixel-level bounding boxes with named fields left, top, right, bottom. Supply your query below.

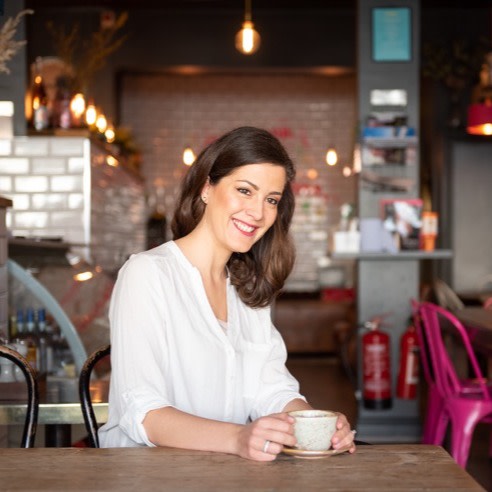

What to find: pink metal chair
left=418, top=302, right=492, bottom=468
left=410, top=299, right=444, bottom=445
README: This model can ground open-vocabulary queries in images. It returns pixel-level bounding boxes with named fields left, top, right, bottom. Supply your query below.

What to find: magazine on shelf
left=381, top=198, right=423, bottom=250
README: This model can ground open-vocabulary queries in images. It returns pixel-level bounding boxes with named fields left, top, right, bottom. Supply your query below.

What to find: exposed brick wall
left=120, top=72, right=357, bottom=289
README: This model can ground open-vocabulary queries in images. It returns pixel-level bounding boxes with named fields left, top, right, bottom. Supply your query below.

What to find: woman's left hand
left=330, top=412, right=356, bottom=454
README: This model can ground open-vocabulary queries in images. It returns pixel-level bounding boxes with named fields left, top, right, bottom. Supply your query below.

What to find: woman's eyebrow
left=235, top=179, right=283, bottom=195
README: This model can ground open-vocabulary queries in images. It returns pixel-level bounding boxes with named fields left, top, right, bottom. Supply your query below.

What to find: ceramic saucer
left=282, top=446, right=349, bottom=459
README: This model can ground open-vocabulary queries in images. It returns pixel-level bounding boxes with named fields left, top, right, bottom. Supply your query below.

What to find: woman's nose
left=246, top=198, right=264, bottom=220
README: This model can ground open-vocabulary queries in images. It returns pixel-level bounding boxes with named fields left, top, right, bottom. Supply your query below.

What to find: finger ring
left=262, top=440, right=271, bottom=453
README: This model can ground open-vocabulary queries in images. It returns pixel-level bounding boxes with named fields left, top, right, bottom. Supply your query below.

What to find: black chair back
left=78, top=344, right=111, bottom=448
left=0, top=344, right=39, bottom=447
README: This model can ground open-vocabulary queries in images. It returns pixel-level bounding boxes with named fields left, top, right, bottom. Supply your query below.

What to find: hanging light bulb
left=325, top=147, right=338, bottom=166
left=85, top=101, right=97, bottom=126
left=105, top=123, right=116, bottom=143
left=96, top=113, right=108, bottom=133
left=183, top=146, right=196, bottom=166
left=235, top=0, right=261, bottom=55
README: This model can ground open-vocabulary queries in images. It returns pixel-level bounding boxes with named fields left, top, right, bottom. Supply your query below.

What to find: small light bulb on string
left=85, top=101, right=97, bottom=126
left=326, top=147, right=338, bottom=166
left=96, top=113, right=107, bottom=133
left=106, top=155, right=118, bottom=167
left=306, top=168, right=318, bottom=180
left=105, top=124, right=116, bottom=143
left=343, top=166, right=352, bottom=177
left=70, top=93, right=86, bottom=126
left=183, top=146, right=196, bottom=166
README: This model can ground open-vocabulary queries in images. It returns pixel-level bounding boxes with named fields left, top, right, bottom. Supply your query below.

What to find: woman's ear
left=201, top=178, right=211, bottom=203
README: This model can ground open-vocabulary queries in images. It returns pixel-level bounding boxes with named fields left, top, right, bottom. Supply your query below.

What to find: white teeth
left=233, top=219, right=255, bottom=233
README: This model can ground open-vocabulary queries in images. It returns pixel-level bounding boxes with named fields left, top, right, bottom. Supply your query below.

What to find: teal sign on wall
left=372, top=7, right=411, bottom=62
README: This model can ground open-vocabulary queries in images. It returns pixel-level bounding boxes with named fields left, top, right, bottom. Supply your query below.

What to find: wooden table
left=456, top=307, right=492, bottom=358
left=0, top=445, right=484, bottom=491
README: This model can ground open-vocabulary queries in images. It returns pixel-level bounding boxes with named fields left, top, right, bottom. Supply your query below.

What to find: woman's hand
left=330, top=412, right=357, bottom=454
left=235, top=413, right=296, bottom=461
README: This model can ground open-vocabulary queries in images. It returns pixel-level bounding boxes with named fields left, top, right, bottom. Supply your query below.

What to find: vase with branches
left=46, top=11, right=128, bottom=94
left=0, top=9, right=33, bottom=75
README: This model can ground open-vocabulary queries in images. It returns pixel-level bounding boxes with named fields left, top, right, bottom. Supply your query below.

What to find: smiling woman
left=172, top=126, right=296, bottom=308
left=99, top=126, right=357, bottom=461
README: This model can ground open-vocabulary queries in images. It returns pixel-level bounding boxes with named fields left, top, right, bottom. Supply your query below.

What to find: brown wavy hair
left=171, top=126, right=296, bottom=308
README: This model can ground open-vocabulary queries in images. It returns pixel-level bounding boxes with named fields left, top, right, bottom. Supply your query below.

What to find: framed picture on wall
left=381, top=198, right=423, bottom=250
left=372, top=7, right=412, bottom=62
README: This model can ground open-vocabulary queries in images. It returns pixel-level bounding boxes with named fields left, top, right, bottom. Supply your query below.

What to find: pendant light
left=325, top=147, right=338, bottom=166
left=183, top=146, right=196, bottom=166
left=235, top=0, right=261, bottom=55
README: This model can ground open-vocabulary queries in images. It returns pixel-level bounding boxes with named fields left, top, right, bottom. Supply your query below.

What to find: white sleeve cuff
left=120, top=388, right=171, bottom=446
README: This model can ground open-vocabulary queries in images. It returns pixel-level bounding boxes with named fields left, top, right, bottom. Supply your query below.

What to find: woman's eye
left=237, top=188, right=251, bottom=195
left=267, top=197, right=279, bottom=206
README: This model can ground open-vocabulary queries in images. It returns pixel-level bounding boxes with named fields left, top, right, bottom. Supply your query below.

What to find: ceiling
left=24, top=0, right=492, bottom=13
left=25, top=0, right=355, bottom=10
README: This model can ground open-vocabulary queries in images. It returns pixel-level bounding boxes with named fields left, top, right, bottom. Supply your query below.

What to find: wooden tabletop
left=0, top=445, right=484, bottom=491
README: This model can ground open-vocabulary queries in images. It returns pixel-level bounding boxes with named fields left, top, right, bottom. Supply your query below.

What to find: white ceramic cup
left=288, top=409, right=338, bottom=451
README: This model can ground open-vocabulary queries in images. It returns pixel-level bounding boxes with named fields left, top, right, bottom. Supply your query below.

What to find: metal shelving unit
left=354, top=0, right=438, bottom=443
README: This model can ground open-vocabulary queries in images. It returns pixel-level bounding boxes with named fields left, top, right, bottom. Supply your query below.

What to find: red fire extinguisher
left=396, top=321, right=419, bottom=399
left=362, top=319, right=392, bottom=409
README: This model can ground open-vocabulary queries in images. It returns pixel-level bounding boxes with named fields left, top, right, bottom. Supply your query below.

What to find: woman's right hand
left=235, top=412, right=296, bottom=461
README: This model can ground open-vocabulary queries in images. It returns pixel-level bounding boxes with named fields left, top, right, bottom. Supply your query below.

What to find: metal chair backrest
left=411, top=299, right=433, bottom=387
left=0, top=344, right=39, bottom=447
left=419, top=302, right=490, bottom=400
left=78, top=344, right=111, bottom=448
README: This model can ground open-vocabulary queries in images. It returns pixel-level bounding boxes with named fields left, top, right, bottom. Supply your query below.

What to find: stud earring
left=202, top=195, right=207, bottom=203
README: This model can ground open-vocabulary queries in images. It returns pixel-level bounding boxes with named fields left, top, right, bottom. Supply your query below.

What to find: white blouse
left=98, top=241, right=304, bottom=448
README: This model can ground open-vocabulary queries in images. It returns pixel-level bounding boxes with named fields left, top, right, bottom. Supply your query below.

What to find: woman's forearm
left=282, top=398, right=313, bottom=412
left=143, top=406, right=241, bottom=454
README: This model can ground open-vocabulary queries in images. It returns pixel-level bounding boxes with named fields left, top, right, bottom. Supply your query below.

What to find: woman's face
left=201, top=163, right=287, bottom=254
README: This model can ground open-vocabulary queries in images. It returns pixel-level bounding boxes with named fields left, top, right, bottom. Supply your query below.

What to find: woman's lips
left=232, top=218, right=257, bottom=237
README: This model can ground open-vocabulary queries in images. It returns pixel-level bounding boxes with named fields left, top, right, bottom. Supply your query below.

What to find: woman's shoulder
left=118, top=241, right=186, bottom=278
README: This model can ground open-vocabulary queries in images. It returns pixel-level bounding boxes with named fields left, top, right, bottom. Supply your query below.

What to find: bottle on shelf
left=52, top=75, right=73, bottom=130
left=37, top=308, right=54, bottom=377
left=8, top=313, right=17, bottom=342
left=14, top=309, right=25, bottom=343
left=24, top=308, right=39, bottom=372
left=13, top=309, right=30, bottom=381
left=31, top=58, right=50, bottom=131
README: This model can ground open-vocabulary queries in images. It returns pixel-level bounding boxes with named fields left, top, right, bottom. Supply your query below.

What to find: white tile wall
left=0, top=177, right=11, bottom=192
left=1, top=137, right=146, bottom=272
left=0, top=158, right=29, bottom=174
left=31, top=157, right=66, bottom=174
left=0, top=139, right=12, bottom=155
left=15, top=176, right=49, bottom=192
left=14, top=137, right=50, bottom=156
